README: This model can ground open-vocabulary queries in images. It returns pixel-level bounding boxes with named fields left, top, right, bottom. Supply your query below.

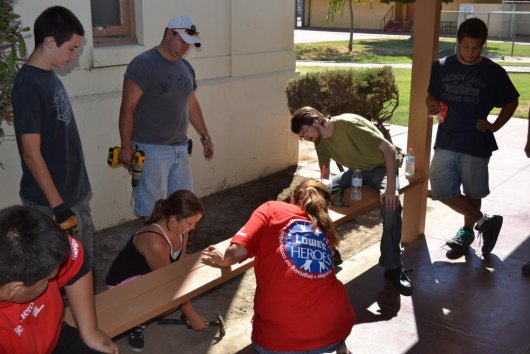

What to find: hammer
left=157, top=311, right=226, bottom=338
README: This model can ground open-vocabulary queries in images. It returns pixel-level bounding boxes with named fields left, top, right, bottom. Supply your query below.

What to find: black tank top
left=105, top=226, right=183, bottom=286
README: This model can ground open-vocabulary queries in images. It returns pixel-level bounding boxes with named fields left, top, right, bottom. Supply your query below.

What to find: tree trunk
left=348, top=0, right=354, bottom=52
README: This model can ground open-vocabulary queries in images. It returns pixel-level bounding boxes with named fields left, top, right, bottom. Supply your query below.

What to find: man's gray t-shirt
left=126, top=48, right=197, bottom=145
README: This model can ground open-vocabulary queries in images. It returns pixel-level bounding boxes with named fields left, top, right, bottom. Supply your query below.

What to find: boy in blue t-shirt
left=426, top=17, right=519, bottom=258
left=12, top=6, right=94, bottom=265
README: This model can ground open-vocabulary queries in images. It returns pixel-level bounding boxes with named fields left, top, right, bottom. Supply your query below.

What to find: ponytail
left=145, top=190, right=204, bottom=225
left=147, top=199, right=166, bottom=224
left=292, top=179, right=339, bottom=248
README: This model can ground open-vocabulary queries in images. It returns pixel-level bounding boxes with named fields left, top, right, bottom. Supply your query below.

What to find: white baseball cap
left=167, top=15, right=201, bottom=48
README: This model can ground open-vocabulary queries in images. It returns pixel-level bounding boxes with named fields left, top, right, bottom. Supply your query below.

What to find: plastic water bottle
left=405, top=147, right=415, bottom=177
left=351, top=169, right=362, bottom=201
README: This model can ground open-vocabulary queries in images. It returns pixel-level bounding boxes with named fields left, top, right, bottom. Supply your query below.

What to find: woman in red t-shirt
left=202, top=179, right=355, bottom=353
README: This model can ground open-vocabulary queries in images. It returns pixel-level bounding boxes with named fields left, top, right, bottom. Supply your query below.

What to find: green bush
left=0, top=0, right=28, bottom=169
left=0, top=0, right=29, bottom=125
left=285, top=66, right=399, bottom=141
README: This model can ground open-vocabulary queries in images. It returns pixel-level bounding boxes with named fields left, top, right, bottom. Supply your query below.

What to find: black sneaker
left=384, top=267, right=413, bottom=296
left=128, top=325, right=145, bottom=352
left=522, top=262, right=530, bottom=277
left=445, top=226, right=475, bottom=253
left=475, top=215, right=503, bottom=256
left=332, top=248, right=343, bottom=266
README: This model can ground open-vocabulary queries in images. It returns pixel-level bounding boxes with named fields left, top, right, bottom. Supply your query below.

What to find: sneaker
left=445, top=227, right=475, bottom=253
left=475, top=215, right=503, bottom=256
left=384, top=267, right=413, bottom=296
left=332, top=248, right=343, bottom=266
left=522, top=262, right=530, bottom=277
left=128, top=325, right=145, bottom=352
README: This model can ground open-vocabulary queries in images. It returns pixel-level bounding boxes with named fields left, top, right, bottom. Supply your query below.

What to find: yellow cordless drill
left=108, top=146, right=146, bottom=187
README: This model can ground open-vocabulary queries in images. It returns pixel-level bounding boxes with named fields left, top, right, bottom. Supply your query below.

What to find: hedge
left=285, top=66, right=399, bottom=142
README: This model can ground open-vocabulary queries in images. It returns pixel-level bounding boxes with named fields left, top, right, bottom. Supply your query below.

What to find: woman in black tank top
left=105, top=190, right=208, bottom=351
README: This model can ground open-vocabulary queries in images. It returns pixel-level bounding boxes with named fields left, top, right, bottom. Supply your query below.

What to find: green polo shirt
left=316, top=113, right=385, bottom=171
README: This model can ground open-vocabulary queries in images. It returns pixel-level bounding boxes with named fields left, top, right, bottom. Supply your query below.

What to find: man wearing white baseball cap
left=167, top=14, right=201, bottom=48
left=118, top=14, right=214, bottom=232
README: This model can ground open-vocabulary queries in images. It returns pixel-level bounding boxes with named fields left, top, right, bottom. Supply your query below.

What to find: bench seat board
left=329, top=172, right=425, bottom=226
left=64, top=239, right=253, bottom=338
left=329, top=187, right=381, bottom=226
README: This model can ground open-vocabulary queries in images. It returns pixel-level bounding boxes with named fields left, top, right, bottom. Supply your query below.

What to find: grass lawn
left=295, top=38, right=530, bottom=64
left=296, top=66, right=530, bottom=125
left=491, top=73, right=530, bottom=118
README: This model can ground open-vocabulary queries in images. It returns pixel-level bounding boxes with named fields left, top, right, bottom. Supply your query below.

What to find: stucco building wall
left=308, top=1, right=393, bottom=30
left=305, top=0, right=529, bottom=38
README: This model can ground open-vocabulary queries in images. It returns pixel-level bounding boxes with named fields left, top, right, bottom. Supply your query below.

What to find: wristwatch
left=200, top=134, right=211, bottom=143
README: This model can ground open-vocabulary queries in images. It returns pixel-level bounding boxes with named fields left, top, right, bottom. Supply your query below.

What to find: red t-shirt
left=231, top=201, right=356, bottom=351
left=0, top=236, right=84, bottom=354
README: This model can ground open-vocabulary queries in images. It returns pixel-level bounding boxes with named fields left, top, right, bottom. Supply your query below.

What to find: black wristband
left=53, top=204, right=74, bottom=224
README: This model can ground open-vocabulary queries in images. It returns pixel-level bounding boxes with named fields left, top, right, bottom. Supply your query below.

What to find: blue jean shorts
left=132, top=141, right=192, bottom=217
left=252, top=340, right=346, bottom=354
left=429, top=148, right=490, bottom=200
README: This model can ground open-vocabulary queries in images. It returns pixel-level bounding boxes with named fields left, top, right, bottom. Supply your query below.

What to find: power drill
left=108, top=146, right=146, bottom=187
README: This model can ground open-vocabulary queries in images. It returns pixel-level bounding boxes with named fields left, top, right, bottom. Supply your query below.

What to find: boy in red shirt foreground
left=0, top=206, right=118, bottom=354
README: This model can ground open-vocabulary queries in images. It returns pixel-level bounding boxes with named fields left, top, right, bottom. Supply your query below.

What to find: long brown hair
left=290, top=106, right=329, bottom=134
left=146, top=190, right=204, bottom=225
left=291, top=179, right=339, bottom=248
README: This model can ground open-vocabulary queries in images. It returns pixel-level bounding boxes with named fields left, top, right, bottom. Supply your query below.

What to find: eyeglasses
left=172, top=25, right=200, bottom=37
left=298, top=125, right=310, bottom=141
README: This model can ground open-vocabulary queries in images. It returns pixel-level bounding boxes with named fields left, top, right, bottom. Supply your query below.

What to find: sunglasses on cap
left=172, top=24, right=200, bottom=37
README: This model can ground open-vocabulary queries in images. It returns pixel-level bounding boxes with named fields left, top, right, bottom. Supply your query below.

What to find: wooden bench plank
left=329, top=172, right=426, bottom=226
left=329, top=186, right=381, bottom=226
left=87, top=254, right=206, bottom=315
left=64, top=238, right=253, bottom=338
left=94, top=258, right=252, bottom=337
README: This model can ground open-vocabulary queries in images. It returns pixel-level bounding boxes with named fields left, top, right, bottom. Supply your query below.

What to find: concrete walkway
left=294, top=28, right=411, bottom=43
left=340, top=118, right=530, bottom=354
left=296, top=60, right=530, bottom=73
